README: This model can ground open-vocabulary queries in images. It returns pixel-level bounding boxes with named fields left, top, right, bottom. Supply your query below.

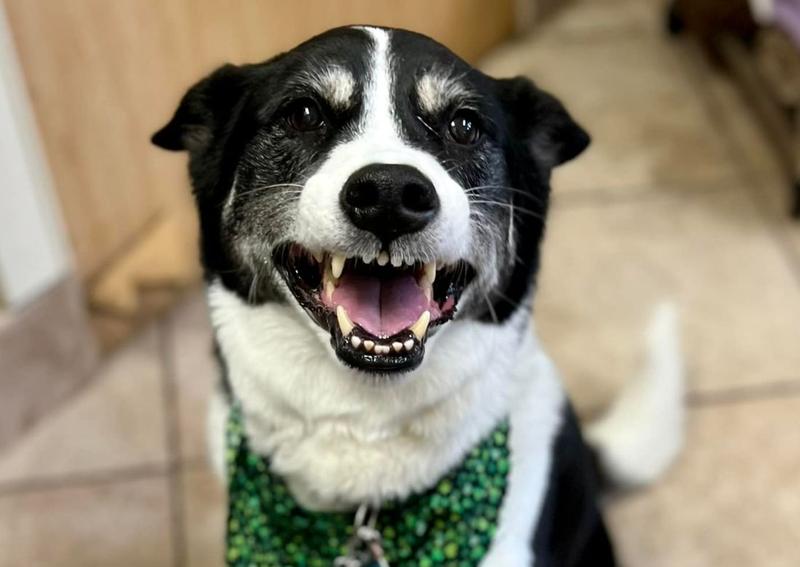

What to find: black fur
left=534, top=404, right=617, bottom=566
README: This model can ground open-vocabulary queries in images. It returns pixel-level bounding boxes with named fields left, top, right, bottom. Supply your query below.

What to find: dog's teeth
left=390, top=255, right=402, bottom=268
left=423, top=261, right=437, bottom=284
left=325, top=279, right=335, bottom=302
left=351, top=336, right=362, bottom=349
left=403, top=339, right=415, bottom=351
left=312, top=250, right=324, bottom=263
left=336, top=306, right=354, bottom=335
left=423, top=286, right=432, bottom=302
left=363, top=340, right=375, bottom=352
left=331, top=254, right=346, bottom=280
left=392, top=341, right=403, bottom=352
left=375, top=345, right=390, bottom=355
left=377, top=251, right=389, bottom=266
left=409, top=311, right=431, bottom=341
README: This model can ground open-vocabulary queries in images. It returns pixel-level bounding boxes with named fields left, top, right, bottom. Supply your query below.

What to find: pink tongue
left=331, top=272, right=430, bottom=337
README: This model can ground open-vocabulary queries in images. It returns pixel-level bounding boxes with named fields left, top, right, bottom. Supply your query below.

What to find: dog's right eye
left=286, top=98, right=324, bottom=132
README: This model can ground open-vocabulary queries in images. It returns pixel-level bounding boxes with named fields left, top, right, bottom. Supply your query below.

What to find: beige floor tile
left=169, top=291, right=218, bottom=461
left=0, top=476, right=173, bottom=567
left=608, top=397, right=800, bottom=567
left=183, top=466, right=226, bottom=567
left=481, top=31, right=734, bottom=195
left=0, top=327, right=168, bottom=485
left=535, top=188, right=800, bottom=413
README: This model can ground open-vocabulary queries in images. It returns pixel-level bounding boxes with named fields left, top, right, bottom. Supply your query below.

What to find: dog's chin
left=273, top=243, right=475, bottom=376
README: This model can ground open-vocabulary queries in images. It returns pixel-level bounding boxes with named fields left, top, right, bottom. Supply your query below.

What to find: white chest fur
left=209, top=282, right=566, bottom=567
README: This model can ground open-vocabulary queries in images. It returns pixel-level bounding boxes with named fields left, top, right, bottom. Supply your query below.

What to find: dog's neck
left=208, top=281, right=527, bottom=511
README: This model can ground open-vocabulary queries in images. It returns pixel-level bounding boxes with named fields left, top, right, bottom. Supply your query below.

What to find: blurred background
left=1, top=0, right=799, bottom=565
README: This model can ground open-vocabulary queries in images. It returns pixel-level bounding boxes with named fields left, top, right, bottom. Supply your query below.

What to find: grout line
left=687, top=378, right=800, bottom=408
left=157, top=316, right=187, bottom=567
left=0, top=462, right=171, bottom=498
left=0, top=456, right=210, bottom=499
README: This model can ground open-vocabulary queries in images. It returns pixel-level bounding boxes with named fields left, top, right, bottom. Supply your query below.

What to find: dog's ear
left=152, top=64, right=248, bottom=153
left=497, top=76, right=590, bottom=167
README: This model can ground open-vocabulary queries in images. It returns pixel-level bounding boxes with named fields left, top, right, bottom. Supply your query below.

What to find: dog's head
left=153, top=26, right=588, bottom=375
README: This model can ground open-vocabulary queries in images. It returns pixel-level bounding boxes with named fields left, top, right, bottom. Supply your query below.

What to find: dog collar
left=225, top=406, right=510, bottom=566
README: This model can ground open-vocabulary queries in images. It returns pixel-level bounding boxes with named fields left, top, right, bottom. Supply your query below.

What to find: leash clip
left=333, top=504, right=390, bottom=567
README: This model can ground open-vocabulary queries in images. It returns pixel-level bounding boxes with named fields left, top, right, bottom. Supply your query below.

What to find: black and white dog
left=153, top=26, right=683, bottom=566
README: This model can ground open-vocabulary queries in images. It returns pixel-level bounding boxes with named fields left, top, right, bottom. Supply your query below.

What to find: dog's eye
left=286, top=99, right=324, bottom=131
left=448, top=110, right=481, bottom=145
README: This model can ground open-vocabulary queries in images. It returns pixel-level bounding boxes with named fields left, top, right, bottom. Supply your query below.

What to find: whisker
left=482, top=291, right=499, bottom=324
left=464, top=185, right=547, bottom=207
left=468, top=199, right=546, bottom=221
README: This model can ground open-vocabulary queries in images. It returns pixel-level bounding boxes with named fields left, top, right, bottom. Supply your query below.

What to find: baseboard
left=0, top=277, right=99, bottom=451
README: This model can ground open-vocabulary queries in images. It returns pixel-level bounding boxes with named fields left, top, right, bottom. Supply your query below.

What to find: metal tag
left=333, top=505, right=390, bottom=567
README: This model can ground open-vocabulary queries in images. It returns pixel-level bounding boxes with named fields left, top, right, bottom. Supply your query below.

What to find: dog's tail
left=585, top=302, right=685, bottom=488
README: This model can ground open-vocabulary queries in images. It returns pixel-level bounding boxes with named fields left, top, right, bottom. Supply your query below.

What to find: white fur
left=303, top=66, right=355, bottom=109
left=208, top=281, right=526, bottom=511
left=207, top=385, right=230, bottom=481
left=482, top=328, right=566, bottom=567
left=416, top=70, right=470, bottom=114
left=294, top=27, right=471, bottom=266
left=209, top=280, right=566, bottom=566
left=586, top=302, right=685, bottom=487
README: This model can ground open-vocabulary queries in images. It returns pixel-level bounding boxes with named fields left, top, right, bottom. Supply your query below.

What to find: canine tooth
left=377, top=251, right=389, bottom=266
left=392, top=342, right=403, bottom=352
left=351, top=336, right=362, bottom=349
left=423, top=286, right=432, bottom=302
left=312, top=250, right=324, bottom=263
left=375, top=345, right=390, bottom=355
left=409, top=311, right=430, bottom=341
left=403, top=339, right=415, bottom=351
left=331, top=254, right=346, bottom=280
left=336, top=306, right=354, bottom=335
left=325, top=279, right=335, bottom=302
left=363, top=340, right=375, bottom=352
left=423, top=261, right=437, bottom=284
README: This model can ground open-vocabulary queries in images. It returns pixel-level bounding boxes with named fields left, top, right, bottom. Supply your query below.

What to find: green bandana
left=226, top=406, right=510, bottom=566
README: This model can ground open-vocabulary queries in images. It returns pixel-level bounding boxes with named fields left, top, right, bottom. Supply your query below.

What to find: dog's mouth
left=273, top=244, right=475, bottom=373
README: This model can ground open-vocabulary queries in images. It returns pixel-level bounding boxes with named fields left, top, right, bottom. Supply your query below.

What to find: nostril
left=344, top=181, right=379, bottom=209
left=401, top=183, right=438, bottom=213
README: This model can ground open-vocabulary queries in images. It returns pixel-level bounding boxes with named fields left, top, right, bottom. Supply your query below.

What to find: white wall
left=0, top=4, right=70, bottom=309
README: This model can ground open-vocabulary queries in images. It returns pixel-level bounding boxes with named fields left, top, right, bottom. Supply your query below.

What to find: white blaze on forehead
left=304, top=66, right=355, bottom=109
left=416, top=71, right=470, bottom=115
left=361, top=27, right=395, bottom=133
left=294, top=26, right=472, bottom=264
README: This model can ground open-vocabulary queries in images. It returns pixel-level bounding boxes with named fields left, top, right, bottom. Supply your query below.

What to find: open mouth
left=273, top=244, right=475, bottom=373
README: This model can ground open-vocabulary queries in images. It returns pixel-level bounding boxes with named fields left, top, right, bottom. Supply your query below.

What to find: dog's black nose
left=340, top=164, right=439, bottom=242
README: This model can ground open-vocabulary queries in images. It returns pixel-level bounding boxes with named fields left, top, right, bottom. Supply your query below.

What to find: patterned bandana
left=226, top=406, right=510, bottom=567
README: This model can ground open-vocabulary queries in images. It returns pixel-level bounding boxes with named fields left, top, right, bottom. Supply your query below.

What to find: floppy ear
left=151, top=64, right=247, bottom=153
left=497, top=76, right=590, bottom=167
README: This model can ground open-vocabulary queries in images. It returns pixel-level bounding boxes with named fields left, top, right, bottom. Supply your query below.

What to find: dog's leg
left=207, top=384, right=231, bottom=481
left=481, top=333, right=566, bottom=567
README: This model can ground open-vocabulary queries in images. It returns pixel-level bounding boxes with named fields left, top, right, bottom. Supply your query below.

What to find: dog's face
left=153, top=26, right=588, bottom=375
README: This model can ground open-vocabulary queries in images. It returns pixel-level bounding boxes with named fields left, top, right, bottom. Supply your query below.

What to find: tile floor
left=3, top=1, right=800, bottom=565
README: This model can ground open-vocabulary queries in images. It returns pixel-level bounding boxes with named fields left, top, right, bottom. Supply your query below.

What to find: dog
left=153, top=26, right=684, bottom=567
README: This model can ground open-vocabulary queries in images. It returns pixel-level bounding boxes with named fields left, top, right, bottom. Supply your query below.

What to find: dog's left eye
left=448, top=110, right=481, bottom=145
left=286, top=98, right=324, bottom=132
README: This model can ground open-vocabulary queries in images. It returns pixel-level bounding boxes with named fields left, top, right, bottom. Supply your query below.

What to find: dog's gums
left=273, top=244, right=475, bottom=373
